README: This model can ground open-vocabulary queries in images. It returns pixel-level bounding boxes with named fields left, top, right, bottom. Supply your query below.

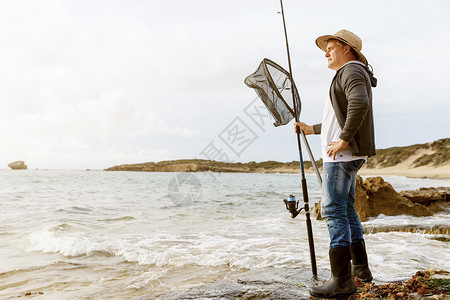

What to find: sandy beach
left=359, top=164, right=450, bottom=179
left=359, top=149, right=450, bottom=179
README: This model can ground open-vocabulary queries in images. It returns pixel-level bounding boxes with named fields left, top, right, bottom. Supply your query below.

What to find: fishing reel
left=283, top=194, right=304, bottom=219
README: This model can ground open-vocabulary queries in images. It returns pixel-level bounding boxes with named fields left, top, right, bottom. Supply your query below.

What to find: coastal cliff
left=105, top=159, right=305, bottom=173
left=105, top=138, right=450, bottom=179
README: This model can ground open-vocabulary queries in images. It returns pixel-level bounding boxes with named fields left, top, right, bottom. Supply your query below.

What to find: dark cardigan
left=313, top=62, right=377, bottom=157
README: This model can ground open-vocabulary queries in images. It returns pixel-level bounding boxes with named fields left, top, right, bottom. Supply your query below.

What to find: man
left=295, top=29, right=377, bottom=298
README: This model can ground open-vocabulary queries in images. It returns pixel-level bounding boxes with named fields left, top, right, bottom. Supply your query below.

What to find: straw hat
left=315, top=29, right=367, bottom=65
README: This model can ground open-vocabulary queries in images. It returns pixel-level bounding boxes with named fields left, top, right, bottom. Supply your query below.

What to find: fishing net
left=244, top=58, right=301, bottom=127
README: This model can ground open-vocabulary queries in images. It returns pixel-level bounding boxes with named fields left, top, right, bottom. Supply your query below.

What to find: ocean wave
left=27, top=227, right=308, bottom=269
left=51, top=223, right=73, bottom=231
left=0, top=260, right=85, bottom=278
left=364, top=213, right=450, bottom=228
left=55, top=206, right=93, bottom=214
left=28, top=228, right=114, bottom=257
left=98, top=216, right=136, bottom=222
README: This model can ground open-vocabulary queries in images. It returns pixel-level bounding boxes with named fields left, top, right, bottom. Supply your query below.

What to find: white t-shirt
left=321, top=61, right=368, bottom=163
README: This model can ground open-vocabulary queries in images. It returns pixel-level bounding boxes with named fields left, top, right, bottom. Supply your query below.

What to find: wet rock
left=355, top=177, right=433, bottom=222
left=399, top=187, right=450, bottom=214
left=354, top=176, right=371, bottom=222
left=363, top=224, right=450, bottom=235
left=155, top=267, right=316, bottom=300
left=314, top=176, right=434, bottom=221
left=399, top=187, right=450, bottom=211
left=8, top=161, right=27, bottom=170
left=426, top=200, right=450, bottom=214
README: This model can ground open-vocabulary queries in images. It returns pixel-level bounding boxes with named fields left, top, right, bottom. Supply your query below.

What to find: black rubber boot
left=350, top=240, right=373, bottom=282
left=309, top=246, right=356, bottom=298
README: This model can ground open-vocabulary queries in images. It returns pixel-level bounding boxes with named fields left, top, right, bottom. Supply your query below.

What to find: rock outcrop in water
left=354, top=176, right=434, bottom=222
left=8, top=161, right=27, bottom=170
left=315, top=176, right=449, bottom=223
left=399, top=187, right=450, bottom=213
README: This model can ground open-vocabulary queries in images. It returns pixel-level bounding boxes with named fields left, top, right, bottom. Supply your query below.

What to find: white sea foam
left=27, top=217, right=450, bottom=281
left=364, top=213, right=450, bottom=227
left=28, top=227, right=114, bottom=257
left=27, top=225, right=309, bottom=270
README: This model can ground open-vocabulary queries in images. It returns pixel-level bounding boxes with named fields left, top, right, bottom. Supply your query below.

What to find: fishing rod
left=279, top=0, right=317, bottom=277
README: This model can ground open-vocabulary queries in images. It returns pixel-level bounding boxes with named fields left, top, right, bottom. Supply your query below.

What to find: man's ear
left=344, top=45, right=357, bottom=59
left=344, top=45, right=352, bottom=54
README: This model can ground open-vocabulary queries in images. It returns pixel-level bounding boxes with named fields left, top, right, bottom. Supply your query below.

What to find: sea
left=1, top=169, right=449, bottom=299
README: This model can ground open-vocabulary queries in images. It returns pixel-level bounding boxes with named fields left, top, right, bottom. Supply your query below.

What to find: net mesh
left=244, top=58, right=301, bottom=127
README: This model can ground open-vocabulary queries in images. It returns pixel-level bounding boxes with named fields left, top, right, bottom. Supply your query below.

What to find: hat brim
left=315, top=34, right=368, bottom=65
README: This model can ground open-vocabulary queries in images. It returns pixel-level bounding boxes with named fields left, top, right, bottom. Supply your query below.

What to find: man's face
left=325, top=40, right=346, bottom=71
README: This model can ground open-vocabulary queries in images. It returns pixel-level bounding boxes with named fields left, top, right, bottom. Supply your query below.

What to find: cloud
left=0, top=0, right=449, bottom=169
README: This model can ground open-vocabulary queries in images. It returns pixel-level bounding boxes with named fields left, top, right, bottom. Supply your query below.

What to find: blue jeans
left=321, top=159, right=365, bottom=248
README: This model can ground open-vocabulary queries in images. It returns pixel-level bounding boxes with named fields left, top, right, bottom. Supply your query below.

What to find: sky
left=0, top=0, right=449, bottom=170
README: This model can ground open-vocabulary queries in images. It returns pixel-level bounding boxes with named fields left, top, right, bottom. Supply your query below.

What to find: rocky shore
left=103, top=139, right=450, bottom=299
left=354, top=177, right=449, bottom=222
left=351, top=269, right=450, bottom=299
left=156, top=268, right=449, bottom=300
left=326, top=176, right=450, bottom=235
